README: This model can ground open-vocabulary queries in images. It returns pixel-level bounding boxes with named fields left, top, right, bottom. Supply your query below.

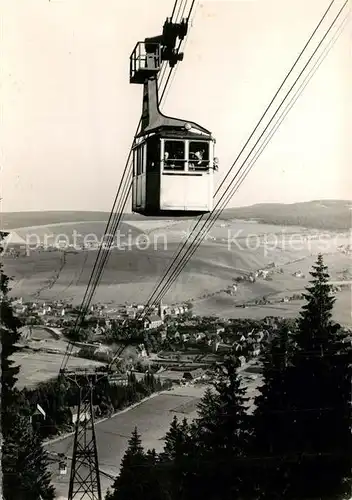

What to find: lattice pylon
left=68, top=382, right=102, bottom=500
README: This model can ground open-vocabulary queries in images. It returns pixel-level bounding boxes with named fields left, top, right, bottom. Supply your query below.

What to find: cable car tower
left=130, top=17, right=217, bottom=216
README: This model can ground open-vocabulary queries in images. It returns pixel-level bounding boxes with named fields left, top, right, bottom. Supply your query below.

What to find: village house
left=182, top=368, right=205, bottom=382
left=213, top=341, right=232, bottom=354
left=108, top=374, right=129, bottom=386
left=195, top=332, right=206, bottom=342
left=13, top=303, right=28, bottom=315
left=293, top=270, right=305, bottom=278
left=238, top=355, right=246, bottom=367
left=233, top=342, right=242, bottom=352
left=137, top=344, right=148, bottom=357
left=144, top=315, right=163, bottom=330
left=127, top=309, right=137, bottom=319
left=256, top=269, right=269, bottom=279
left=255, top=330, right=265, bottom=342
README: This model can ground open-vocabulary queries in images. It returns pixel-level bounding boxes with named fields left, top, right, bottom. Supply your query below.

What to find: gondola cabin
left=130, top=20, right=217, bottom=217
left=132, top=124, right=216, bottom=216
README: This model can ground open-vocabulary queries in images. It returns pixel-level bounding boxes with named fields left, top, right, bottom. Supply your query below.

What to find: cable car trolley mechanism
left=130, top=17, right=217, bottom=216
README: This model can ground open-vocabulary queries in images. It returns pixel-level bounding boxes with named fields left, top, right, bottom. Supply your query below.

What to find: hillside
left=3, top=228, right=351, bottom=326
left=216, top=200, right=352, bottom=230
left=2, top=200, right=351, bottom=231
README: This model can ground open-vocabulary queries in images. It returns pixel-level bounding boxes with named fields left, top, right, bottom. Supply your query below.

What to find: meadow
left=3, top=214, right=350, bottom=325
left=12, top=350, right=104, bottom=389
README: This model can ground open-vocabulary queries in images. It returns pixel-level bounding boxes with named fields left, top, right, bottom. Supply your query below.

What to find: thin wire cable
left=78, top=0, right=197, bottom=324
left=161, top=0, right=198, bottom=106
left=197, top=6, right=351, bottom=247
left=158, top=0, right=184, bottom=90
left=215, top=0, right=336, bottom=198
left=60, top=0, right=197, bottom=371
left=171, top=0, right=180, bottom=21
left=70, top=0, right=196, bottom=320
left=139, top=0, right=338, bottom=318
left=151, top=4, right=351, bottom=309
left=212, top=8, right=351, bottom=229
left=141, top=0, right=348, bottom=317
left=80, top=0, right=196, bottom=317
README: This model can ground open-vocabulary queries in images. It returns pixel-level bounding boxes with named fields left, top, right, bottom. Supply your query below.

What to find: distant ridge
left=2, top=200, right=351, bottom=231
left=215, top=200, right=352, bottom=230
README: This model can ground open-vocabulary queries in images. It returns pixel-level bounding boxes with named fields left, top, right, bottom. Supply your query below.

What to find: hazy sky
left=1, top=0, right=351, bottom=213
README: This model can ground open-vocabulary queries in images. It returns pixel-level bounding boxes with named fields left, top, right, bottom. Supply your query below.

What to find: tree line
left=21, top=370, right=171, bottom=440
left=1, top=258, right=55, bottom=499
left=105, top=255, right=352, bottom=500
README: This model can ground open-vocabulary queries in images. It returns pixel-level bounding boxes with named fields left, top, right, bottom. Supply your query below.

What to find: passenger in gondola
left=189, top=149, right=205, bottom=169
left=164, top=151, right=173, bottom=169
left=164, top=148, right=184, bottom=169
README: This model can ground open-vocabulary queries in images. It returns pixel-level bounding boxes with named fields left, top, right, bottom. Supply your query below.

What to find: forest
left=1, top=253, right=351, bottom=499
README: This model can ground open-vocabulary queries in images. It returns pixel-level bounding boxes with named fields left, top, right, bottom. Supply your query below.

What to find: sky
left=1, top=0, right=351, bottom=213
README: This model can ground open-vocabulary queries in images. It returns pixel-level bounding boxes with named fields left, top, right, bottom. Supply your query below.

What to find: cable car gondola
left=130, top=18, right=217, bottom=217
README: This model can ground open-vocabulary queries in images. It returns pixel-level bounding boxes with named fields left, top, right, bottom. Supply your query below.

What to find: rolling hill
left=2, top=199, right=351, bottom=231
left=1, top=200, right=351, bottom=326
left=215, top=200, right=352, bottom=230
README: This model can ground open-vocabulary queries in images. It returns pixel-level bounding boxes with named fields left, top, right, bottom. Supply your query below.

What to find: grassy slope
left=2, top=201, right=350, bottom=326
left=216, top=200, right=352, bottom=230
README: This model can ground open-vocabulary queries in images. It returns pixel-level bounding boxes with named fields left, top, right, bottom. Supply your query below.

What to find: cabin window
left=133, top=150, right=137, bottom=176
left=146, top=139, right=159, bottom=171
left=163, top=140, right=185, bottom=171
left=136, top=145, right=146, bottom=175
left=189, top=141, right=209, bottom=171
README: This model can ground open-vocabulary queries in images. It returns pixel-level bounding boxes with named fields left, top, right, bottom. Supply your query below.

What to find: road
left=45, top=384, right=209, bottom=499
left=45, top=361, right=260, bottom=499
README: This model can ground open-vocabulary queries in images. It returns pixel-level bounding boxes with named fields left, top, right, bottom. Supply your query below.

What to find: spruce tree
left=252, top=323, right=296, bottom=499
left=1, top=261, right=55, bottom=500
left=286, top=254, right=352, bottom=498
left=0, top=263, right=21, bottom=423
left=2, top=414, right=55, bottom=500
left=106, top=427, right=162, bottom=500
left=253, top=255, right=352, bottom=499
left=297, top=253, right=341, bottom=354
left=191, top=357, right=252, bottom=500
left=159, top=415, right=193, bottom=500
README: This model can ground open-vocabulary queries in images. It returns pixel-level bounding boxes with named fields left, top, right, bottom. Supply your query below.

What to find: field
left=12, top=350, right=105, bottom=389
left=3, top=213, right=351, bottom=326
left=45, top=365, right=261, bottom=500
left=192, top=251, right=352, bottom=325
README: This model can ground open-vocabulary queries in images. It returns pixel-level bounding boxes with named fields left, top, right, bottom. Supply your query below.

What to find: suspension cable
left=60, top=0, right=198, bottom=371
left=140, top=0, right=338, bottom=318
left=141, top=0, right=349, bottom=318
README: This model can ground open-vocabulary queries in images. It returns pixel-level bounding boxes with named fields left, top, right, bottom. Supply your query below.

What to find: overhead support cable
left=141, top=0, right=349, bottom=318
